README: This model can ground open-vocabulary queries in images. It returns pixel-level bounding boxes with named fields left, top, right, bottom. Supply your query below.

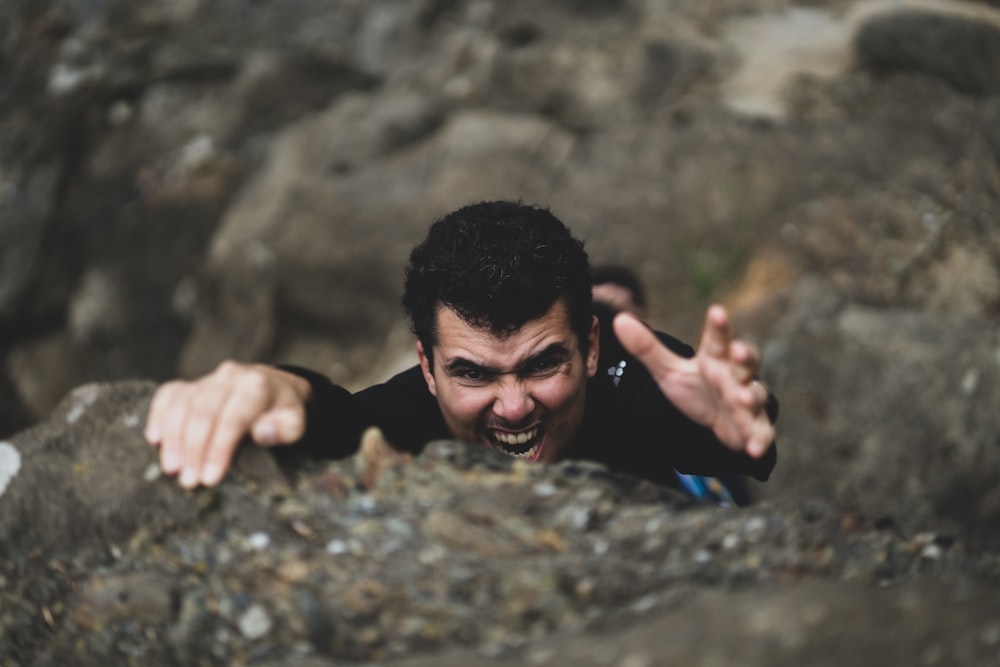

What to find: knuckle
left=214, top=359, right=246, bottom=379
left=237, top=368, right=271, bottom=395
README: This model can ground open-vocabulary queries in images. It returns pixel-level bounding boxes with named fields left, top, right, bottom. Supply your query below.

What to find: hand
left=144, top=361, right=312, bottom=488
left=612, top=304, right=775, bottom=458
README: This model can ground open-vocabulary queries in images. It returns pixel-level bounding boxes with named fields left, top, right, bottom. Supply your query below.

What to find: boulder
left=1, top=382, right=998, bottom=665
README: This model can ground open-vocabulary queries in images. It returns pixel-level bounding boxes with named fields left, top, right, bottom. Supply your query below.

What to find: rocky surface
left=3, top=0, right=1000, bottom=664
left=1, top=383, right=998, bottom=666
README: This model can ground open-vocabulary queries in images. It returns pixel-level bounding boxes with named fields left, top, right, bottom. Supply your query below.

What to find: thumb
left=250, top=405, right=306, bottom=446
left=612, top=311, right=684, bottom=376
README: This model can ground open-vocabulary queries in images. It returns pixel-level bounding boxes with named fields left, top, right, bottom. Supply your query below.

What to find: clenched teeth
left=489, top=427, right=542, bottom=459
left=494, top=428, right=538, bottom=446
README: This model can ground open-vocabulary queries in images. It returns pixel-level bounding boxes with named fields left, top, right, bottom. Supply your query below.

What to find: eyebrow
left=442, top=343, right=573, bottom=377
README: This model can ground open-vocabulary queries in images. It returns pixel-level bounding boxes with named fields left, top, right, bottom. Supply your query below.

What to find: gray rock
left=1, top=383, right=998, bottom=665
left=856, top=8, right=1000, bottom=96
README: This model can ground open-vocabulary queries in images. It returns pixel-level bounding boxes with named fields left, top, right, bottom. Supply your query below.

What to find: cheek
left=533, top=374, right=584, bottom=410
left=437, top=383, right=492, bottom=422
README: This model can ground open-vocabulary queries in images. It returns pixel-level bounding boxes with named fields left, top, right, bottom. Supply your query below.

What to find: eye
left=452, top=367, right=494, bottom=385
left=527, top=357, right=560, bottom=376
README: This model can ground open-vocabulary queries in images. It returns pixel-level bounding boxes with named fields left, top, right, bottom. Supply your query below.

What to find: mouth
left=487, top=427, right=544, bottom=461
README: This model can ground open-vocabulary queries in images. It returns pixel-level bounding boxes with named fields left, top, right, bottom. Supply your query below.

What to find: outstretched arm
left=144, top=361, right=312, bottom=488
left=612, top=305, right=775, bottom=459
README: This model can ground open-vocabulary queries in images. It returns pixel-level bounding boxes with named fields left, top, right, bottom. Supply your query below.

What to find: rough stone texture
left=1, top=383, right=998, bottom=665
left=3, top=0, right=1000, bottom=663
left=855, top=8, right=1000, bottom=96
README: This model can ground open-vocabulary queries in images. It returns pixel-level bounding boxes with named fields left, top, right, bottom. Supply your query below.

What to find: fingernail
left=180, top=468, right=199, bottom=488
left=145, top=425, right=160, bottom=444
left=201, top=463, right=222, bottom=487
left=257, top=420, right=278, bottom=445
left=161, top=449, right=180, bottom=473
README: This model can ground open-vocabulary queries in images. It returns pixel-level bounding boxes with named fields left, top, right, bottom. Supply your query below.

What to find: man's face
left=417, top=300, right=599, bottom=463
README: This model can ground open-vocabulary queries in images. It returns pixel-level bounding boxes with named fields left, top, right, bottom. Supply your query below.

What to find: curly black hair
left=402, top=201, right=593, bottom=364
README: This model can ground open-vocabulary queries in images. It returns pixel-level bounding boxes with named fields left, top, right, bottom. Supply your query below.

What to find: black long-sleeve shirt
left=282, top=307, right=777, bottom=488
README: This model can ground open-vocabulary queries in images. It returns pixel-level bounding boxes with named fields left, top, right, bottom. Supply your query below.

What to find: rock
left=759, top=286, right=1000, bottom=550
left=3, top=1, right=1000, bottom=662
left=856, top=7, right=1000, bottom=96
left=1, top=383, right=998, bottom=665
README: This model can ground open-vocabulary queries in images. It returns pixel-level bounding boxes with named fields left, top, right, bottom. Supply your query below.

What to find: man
left=145, top=201, right=777, bottom=492
left=591, top=264, right=647, bottom=315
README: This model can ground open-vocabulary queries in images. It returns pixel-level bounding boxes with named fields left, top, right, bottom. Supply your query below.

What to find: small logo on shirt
left=607, top=360, right=626, bottom=387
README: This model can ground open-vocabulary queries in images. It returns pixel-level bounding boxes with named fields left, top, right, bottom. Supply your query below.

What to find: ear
left=586, top=315, right=600, bottom=378
left=416, top=340, right=438, bottom=396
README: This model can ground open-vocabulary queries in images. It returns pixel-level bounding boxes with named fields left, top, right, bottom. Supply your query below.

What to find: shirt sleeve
left=276, top=364, right=447, bottom=460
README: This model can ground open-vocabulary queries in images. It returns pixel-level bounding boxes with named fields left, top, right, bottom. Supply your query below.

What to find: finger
left=158, top=383, right=199, bottom=476
left=145, top=381, right=184, bottom=445
left=250, top=405, right=307, bottom=447
left=198, top=382, right=270, bottom=487
left=199, top=368, right=309, bottom=486
left=698, top=304, right=733, bottom=359
left=728, top=340, right=761, bottom=384
left=612, top=311, right=685, bottom=377
left=178, top=380, right=238, bottom=488
left=745, top=416, right=776, bottom=458
left=173, top=361, right=249, bottom=487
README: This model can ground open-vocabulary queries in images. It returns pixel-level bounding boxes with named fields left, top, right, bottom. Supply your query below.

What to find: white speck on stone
left=961, top=368, right=979, bottom=395
left=248, top=532, right=270, bottom=550
left=123, top=413, right=140, bottom=429
left=629, top=594, right=657, bottom=613
left=74, top=384, right=101, bottom=405
left=143, top=464, right=162, bottom=482
left=921, top=543, right=943, bottom=561
left=353, top=494, right=377, bottom=514
left=644, top=517, right=664, bottom=534
left=694, top=549, right=713, bottom=564
left=66, top=385, right=101, bottom=423
left=66, top=404, right=86, bottom=424
left=48, top=63, right=92, bottom=95
left=533, top=481, right=557, bottom=497
left=722, top=533, right=741, bottom=550
left=745, top=515, right=767, bottom=541
left=178, top=135, right=215, bottom=172
left=418, top=543, right=446, bottom=565
left=326, top=539, right=348, bottom=555
left=0, top=442, right=22, bottom=499
left=237, top=604, right=272, bottom=640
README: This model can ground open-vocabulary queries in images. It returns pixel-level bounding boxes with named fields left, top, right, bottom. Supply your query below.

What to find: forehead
left=432, top=301, right=576, bottom=363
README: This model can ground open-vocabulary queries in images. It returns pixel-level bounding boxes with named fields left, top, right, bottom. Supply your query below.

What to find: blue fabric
left=674, top=471, right=737, bottom=507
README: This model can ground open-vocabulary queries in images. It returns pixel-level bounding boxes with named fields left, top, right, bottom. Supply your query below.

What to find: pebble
left=326, top=539, right=348, bottom=555
left=247, top=532, right=271, bottom=550
left=237, top=604, right=272, bottom=640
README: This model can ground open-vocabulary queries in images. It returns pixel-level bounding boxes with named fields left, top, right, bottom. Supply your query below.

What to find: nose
left=492, top=378, right=535, bottom=424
